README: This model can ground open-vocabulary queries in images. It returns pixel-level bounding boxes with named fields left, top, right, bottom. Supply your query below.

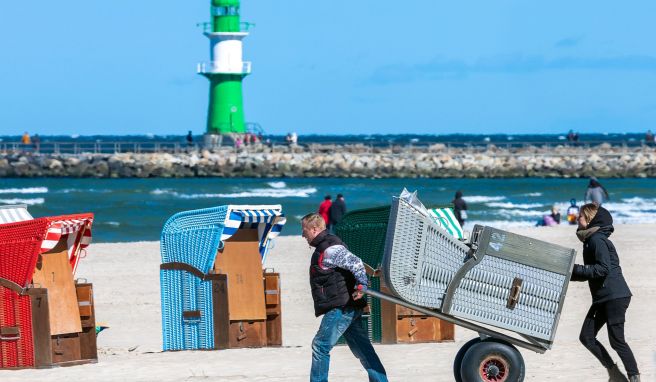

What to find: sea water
left=1, top=177, right=655, bottom=242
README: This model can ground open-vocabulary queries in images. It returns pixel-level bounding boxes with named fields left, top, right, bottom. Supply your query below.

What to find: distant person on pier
left=32, top=134, right=41, bottom=153
left=645, top=130, right=654, bottom=146
left=329, top=194, right=347, bottom=232
left=567, top=198, right=580, bottom=225
left=567, top=130, right=576, bottom=143
left=318, top=195, right=332, bottom=226
left=185, top=131, right=193, bottom=151
left=21, top=131, right=31, bottom=145
left=584, top=177, right=610, bottom=206
left=452, top=190, right=468, bottom=227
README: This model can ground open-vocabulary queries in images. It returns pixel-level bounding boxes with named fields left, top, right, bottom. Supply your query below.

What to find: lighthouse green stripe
left=207, top=74, right=246, bottom=134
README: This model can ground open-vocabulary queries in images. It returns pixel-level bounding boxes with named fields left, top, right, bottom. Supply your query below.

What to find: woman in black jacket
left=572, top=204, right=640, bottom=382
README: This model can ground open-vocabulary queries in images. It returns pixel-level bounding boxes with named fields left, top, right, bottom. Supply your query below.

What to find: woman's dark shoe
left=607, top=364, right=629, bottom=382
left=628, top=374, right=641, bottom=382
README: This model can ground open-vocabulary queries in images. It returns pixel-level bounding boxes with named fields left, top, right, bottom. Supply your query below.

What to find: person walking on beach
left=318, top=195, right=332, bottom=226
left=328, top=194, right=347, bottom=232
left=585, top=177, right=610, bottom=206
left=452, top=190, right=468, bottom=227
left=301, top=213, right=388, bottom=382
left=571, top=204, right=640, bottom=382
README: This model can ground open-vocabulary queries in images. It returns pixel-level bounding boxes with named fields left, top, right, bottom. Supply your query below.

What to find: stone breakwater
left=1, top=144, right=655, bottom=178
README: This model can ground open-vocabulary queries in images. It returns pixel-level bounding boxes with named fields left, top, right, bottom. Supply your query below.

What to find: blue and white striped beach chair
left=159, top=205, right=285, bottom=351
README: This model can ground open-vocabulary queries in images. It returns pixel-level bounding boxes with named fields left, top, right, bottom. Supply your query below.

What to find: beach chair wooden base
left=213, top=270, right=283, bottom=349
left=264, top=272, right=282, bottom=347
left=227, top=320, right=267, bottom=348
left=380, top=284, right=454, bottom=344
left=0, top=282, right=98, bottom=369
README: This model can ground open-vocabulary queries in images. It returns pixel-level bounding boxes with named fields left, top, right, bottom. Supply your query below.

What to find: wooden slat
left=214, top=229, right=266, bottom=321
left=32, top=240, right=82, bottom=335
left=28, top=288, right=52, bottom=368
left=75, top=283, right=97, bottom=361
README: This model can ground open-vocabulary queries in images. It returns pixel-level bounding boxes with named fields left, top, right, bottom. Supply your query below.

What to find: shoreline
left=2, top=143, right=656, bottom=178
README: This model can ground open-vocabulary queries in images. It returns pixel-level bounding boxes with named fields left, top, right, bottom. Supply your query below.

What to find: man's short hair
left=301, top=213, right=326, bottom=229
left=324, top=195, right=331, bottom=200
left=337, top=193, right=343, bottom=198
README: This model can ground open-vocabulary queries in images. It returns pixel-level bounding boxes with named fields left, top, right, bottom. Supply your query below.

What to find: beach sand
left=2, top=224, right=654, bottom=381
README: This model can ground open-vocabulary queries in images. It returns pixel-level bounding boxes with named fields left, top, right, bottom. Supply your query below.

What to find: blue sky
left=1, top=1, right=655, bottom=136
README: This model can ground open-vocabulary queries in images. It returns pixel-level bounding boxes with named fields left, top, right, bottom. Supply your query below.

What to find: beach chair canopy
left=160, top=205, right=286, bottom=273
left=427, top=207, right=464, bottom=239
left=0, top=213, right=93, bottom=288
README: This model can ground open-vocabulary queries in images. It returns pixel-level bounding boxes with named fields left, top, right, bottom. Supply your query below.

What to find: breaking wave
left=465, top=195, right=506, bottom=203
left=0, top=187, right=48, bottom=194
left=0, top=198, right=45, bottom=205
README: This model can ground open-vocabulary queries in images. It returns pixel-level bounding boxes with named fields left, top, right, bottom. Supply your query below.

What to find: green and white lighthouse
left=198, top=0, right=251, bottom=139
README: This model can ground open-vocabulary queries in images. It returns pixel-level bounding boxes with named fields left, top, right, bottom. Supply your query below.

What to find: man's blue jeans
left=310, top=306, right=388, bottom=382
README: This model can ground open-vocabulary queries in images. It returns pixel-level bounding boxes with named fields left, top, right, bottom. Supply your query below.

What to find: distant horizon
left=0, top=131, right=652, bottom=138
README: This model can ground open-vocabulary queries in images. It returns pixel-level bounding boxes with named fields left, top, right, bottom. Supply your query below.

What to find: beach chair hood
left=160, top=205, right=286, bottom=274
left=0, top=212, right=93, bottom=288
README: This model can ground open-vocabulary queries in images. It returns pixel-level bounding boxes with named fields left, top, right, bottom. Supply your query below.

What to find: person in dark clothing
left=452, top=190, right=468, bottom=227
left=328, top=194, right=347, bottom=232
left=301, top=213, right=387, bottom=382
left=571, top=204, right=640, bottom=382
left=185, top=131, right=193, bottom=152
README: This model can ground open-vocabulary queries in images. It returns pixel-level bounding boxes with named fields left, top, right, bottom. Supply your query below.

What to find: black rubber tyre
left=453, top=337, right=483, bottom=382
left=460, top=340, right=525, bottom=382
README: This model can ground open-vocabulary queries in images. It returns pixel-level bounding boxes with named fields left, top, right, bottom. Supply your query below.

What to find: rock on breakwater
left=1, top=144, right=655, bottom=178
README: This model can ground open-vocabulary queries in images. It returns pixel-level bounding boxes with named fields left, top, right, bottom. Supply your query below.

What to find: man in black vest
left=301, top=213, right=388, bottom=382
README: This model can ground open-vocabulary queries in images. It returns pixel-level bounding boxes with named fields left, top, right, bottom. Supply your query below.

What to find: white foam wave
left=487, top=202, right=544, bottom=209
left=182, top=187, right=318, bottom=199
left=60, top=188, right=110, bottom=194
left=465, top=195, right=506, bottom=203
left=0, top=198, right=45, bottom=205
left=105, top=221, right=120, bottom=226
left=151, top=189, right=172, bottom=195
left=467, top=220, right=538, bottom=229
left=496, top=209, right=545, bottom=218
left=267, top=181, right=287, bottom=189
left=152, top=187, right=318, bottom=199
left=0, top=187, right=48, bottom=194
left=520, top=192, right=542, bottom=197
left=600, top=198, right=656, bottom=224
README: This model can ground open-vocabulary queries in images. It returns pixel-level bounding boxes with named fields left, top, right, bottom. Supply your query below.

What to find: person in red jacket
left=318, top=195, right=332, bottom=226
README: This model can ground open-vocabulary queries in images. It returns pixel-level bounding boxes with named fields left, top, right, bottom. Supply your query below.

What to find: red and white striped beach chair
left=0, top=207, right=94, bottom=369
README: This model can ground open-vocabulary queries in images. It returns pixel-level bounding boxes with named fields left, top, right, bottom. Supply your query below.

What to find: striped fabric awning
left=428, top=207, right=464, bottom=239
left=41, top=217, right=93, bottom=273
left=0, top=204, right=33, bottom=224
left=220, top=205, right=286, bottom=261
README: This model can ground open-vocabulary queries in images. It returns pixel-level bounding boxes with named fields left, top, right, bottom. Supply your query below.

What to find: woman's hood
left=588, top=206, right=614, bottom=235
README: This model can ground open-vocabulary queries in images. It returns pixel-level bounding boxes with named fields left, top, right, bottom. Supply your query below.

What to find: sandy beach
left=2, top=224, right=654, bottom=381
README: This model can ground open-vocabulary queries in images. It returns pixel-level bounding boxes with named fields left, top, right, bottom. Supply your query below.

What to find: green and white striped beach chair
left=427, top=207, right=464, bottom=239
